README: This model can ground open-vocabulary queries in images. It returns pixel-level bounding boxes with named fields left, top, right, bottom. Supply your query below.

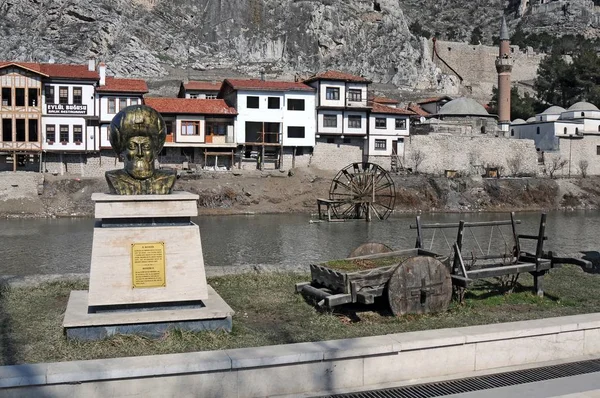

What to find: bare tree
left=410, top=149, right=426, bottom=174
left=507, top=155, right=523, bottom=177
left=579, top=159, right=589, bottom=178
left=547, top=156, right=568, bottom=178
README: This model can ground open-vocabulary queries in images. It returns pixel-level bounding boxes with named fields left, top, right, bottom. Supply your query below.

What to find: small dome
left=526, top=117, right=536, bottom=122
left=511, top=118, right=526, bottom=125
left=567, top=101, right=599, bottom=112
left=541, top=105, right=566, bottom=115
left=437, top=97, right=489, bottom=116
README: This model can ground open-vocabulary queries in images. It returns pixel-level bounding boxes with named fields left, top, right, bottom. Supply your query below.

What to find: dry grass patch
left=0, top=265, right=598, bottom=365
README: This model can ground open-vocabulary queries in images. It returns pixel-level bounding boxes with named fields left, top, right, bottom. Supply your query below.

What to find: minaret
left=496, top=16, right=513, bottom=133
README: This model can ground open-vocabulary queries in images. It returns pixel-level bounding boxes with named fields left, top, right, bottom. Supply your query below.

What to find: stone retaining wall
left=2, top=313, right=600, bottom=397
left=404, top=135, right=538, bottom=176
left=309, top=137, right=365, bottom=171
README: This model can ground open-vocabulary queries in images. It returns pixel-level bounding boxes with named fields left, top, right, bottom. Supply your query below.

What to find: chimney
left=99, top=62, right=106, bottom=86
left=88, top=59, right=96, bottom=72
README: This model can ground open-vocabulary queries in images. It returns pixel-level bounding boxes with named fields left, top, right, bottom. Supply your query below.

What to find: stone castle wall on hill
left=430, top=39, right=546, bottom=102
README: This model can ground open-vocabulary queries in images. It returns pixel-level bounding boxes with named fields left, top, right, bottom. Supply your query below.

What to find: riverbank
left=2, top=169, right=600, bottom=218
left=0, top=264, right=598, bottom=366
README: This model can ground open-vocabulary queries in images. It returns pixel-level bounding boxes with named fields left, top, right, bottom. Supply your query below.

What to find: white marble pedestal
left=63, top=191, right=233, bottom=340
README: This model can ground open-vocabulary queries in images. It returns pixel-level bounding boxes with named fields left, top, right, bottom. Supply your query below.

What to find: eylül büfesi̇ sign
left=131, top=242, right=166, bottom=288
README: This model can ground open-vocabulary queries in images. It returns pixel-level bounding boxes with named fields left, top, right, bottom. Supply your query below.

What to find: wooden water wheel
left=328, top=162, right=396, bottom=220
left=387, top=256, right=452, bottom=316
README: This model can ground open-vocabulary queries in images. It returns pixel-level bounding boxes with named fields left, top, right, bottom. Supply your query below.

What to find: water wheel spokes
left=329, top=162, right=396, bottom=220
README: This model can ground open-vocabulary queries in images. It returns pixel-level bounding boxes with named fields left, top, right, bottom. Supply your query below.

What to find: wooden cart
left=295, top=248, right=453, bottom=316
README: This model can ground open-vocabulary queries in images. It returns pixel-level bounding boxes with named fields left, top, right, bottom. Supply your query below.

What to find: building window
left=375, top=139, right=387, bottom=150
left=287, top=126, right=305, bottom=138
left=181, top=121, right=200, bottom=135
left=130, top=98, right=139, bottom=105
left=343, top=137, right=351, bottom=144
left=44, top=86, right=54, bottom=104
left=165, top=121, right=173, bottom=135
left=348, top=115, right=362, bottom=129
left=1, top=87, right=11, bottom=106
left=536, top=127, right=540, bottom=135
left=597, top=145, right=600, bottom=155
left=205, top=94, right=217, bottom=99
left=323, top=114, right=337, bottom=128
left=576, top=128, right=580, bottom=135
left=375, top=117, right=386, bottom=129
left=325, top=87, right=340, bottom=100
left=73, top=125, right=83, bottom=143
left=395, top=118, right=406, bottom=130
left=326, top=137, right=335, bottom=144
left=59, top=87, right=68, bottom=104
left=73, top=87, right=82, bottom=104
left=16, top=119, right=25, bottom=141
left=15, top=88, right=25, bottom=107
left=268, top=97, right=280, bottom=109
left=28, top=88, right=38, bottom=106
left=287, top=99, right=305, bottom=111
left=2, top=119, right=11, bottom=141
left=108, top=98, right=116, bottom=113
left=46, top=125, right=56, bottom=143
left=118, top=98, right=127, bottom=111
left=511, top=129, right=514, bottom=136
left=582, top=112, right=585, bottom=117
left=564, top=127, right=568, bottom=134
left=59, top=125, right=69, bottom=142
left=28, top=119, right=38, bottom=142
left=247, top=96, right=259, bottom=108
left=348, top=89, right=362, bottom=102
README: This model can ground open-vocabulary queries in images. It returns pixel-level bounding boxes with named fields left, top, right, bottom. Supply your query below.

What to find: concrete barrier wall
left=2, top=312, right=600, bottom=397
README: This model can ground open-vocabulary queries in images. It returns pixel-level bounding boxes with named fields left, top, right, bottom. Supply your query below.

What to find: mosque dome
left=526, top=117, right=536, bottom=122
left=567, top=102, right=599, bottom=112
left=511, top=118, right=526, bottom=125
left=437, top=97, right=489, bottom=116
left=541, top=105, right=566, bottom=115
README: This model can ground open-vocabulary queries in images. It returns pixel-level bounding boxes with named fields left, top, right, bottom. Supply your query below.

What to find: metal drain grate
left=320, top=358, right=600, bottom=398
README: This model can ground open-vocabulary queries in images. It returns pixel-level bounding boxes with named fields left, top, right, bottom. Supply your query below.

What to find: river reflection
left=1, top=211, right=598, bottom=277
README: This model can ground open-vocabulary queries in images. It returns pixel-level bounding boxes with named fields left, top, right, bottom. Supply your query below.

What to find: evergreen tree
left=470, top=27, right=483, bottom=45
left=533, top=51, right=571, bottom=107
left=488, top=86, right=542, bottom=120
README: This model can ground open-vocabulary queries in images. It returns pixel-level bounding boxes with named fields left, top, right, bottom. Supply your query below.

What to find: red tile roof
left=371, top=103, right=414, bottom=115
left=0, top=61, right=99, bottom=79
left=304, top=70, right=371, bottom=83
left=371, top=96, right=399, bottom=105
left=224, top=79, right=314, bottom=92
left=408, top=104, right=430, bottom=117
left=0, top=61, right=44, bottom=75
left=97, top=76, right=148, bottom=93
left=144, top=98, right=237, bottom=115
left=417, top=96, right=453, bottom=105
left=184, top=81, right=222, bottom=91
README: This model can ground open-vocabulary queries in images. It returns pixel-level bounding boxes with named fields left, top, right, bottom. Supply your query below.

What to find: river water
left=1, top=211, right=599, bottom=277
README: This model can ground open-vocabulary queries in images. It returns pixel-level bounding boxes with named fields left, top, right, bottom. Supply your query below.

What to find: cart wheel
left=348, top=242, right=393, bottom=258
left=387, top=256, right=452, bottom=316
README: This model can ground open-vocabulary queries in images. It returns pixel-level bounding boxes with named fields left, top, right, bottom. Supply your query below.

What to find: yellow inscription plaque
left=131, top=242, right=166, bottom=288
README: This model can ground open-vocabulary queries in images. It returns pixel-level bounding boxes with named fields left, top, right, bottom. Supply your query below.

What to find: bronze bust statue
left=106, top=105, right=176, bottom=195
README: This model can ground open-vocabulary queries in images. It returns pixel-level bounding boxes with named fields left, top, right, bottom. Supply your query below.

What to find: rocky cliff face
left=0, top=0, right=444, bottom=92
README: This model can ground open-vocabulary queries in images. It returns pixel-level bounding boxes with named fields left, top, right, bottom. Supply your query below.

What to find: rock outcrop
left=0, top=0, right=444, bottom=92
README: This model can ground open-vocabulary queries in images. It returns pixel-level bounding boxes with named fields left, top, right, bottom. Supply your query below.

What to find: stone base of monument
left=63, top=191, right=234, bottom=341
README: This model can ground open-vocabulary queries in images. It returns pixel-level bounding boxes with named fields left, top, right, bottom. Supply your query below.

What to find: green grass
left=1, top=265, right=599, bottom=366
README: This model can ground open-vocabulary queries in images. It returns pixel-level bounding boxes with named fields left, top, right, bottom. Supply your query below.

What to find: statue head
left=109, top=105, right=166, bottom=180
